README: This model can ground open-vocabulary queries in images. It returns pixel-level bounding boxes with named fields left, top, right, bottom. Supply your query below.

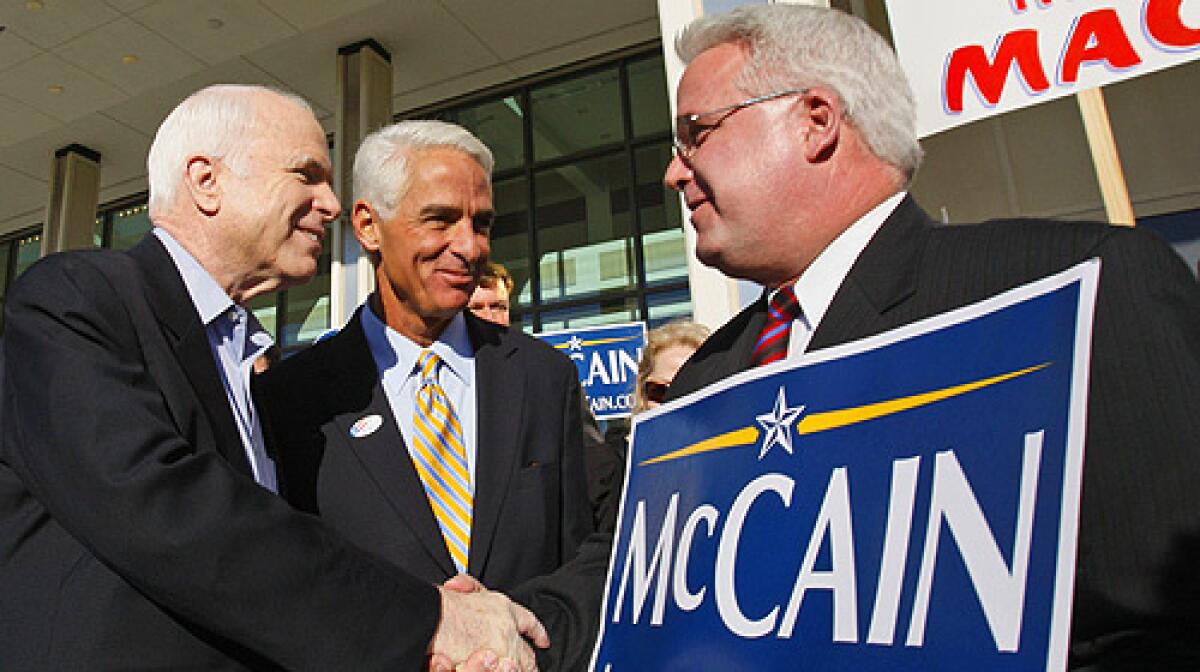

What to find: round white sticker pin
left=349, top=414, right=384, bottom=438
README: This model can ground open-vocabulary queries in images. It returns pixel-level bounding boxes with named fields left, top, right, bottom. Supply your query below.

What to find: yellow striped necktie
left=411, top=350, right=472, bottom=573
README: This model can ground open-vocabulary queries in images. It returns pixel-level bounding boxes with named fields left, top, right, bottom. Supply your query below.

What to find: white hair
left=147, top=84, right=313, bottom=217
left=677, top=5, right=923, bottom=181
left=353, top=120, right=494, bottom=220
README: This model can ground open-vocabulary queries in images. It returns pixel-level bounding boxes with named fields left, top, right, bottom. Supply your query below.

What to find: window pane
left=93, top=216, right=104, bottom=247
left=538, top=294, right=639, bottom=331
left=248, top=293, right=277, bottom=344
left=492, top=176, right=532, bottom=312
left=647, top=287, right=694, bottom=328
left=629, top=55, right=671, bottom=138
left=534, top=154, right=634, bottom=303
left=635, top=143, right=688, bottom=286
left=280, top=234, right=331, bottom=347
left=531, top=68, right=622, bottom=162
left=455, top=96, right=525, bottom=174
left=515, top=309, right=535, bottom=334
left=14, top=233, right=42, bottom=279
left=111, top=204, right=152, bottom=250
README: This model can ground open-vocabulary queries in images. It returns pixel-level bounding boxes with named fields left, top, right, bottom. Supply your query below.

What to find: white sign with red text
left=884, top=0, right=1200, bottom=137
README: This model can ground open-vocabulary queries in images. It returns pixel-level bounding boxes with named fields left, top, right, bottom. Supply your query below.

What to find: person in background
left=464, top=260, right=628, bottom=538
left=632, top=320, right=711, bottom=414
left=588, top=320, right=712, bottom=532
left=469, top=261, right=514, bottom=326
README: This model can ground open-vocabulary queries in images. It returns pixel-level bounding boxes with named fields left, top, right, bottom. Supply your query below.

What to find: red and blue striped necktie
left=751, top=285, right=801, bottom=367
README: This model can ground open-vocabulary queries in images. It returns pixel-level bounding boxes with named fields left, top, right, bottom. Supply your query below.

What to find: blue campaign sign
left=537, top=322, right=647, bottom=420
left=590, top=262, right=1099, bottom=671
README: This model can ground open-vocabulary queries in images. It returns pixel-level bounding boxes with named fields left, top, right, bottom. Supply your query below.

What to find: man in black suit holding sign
left=658, top=5, right=1200, bottom=669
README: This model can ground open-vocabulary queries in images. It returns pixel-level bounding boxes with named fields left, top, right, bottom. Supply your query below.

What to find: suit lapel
left=323, top=317, right=456, bottom=577
left=810, top=195, right=933, bottom=350
left=464, top=314, right=523, bottom=577
left=731, top=294, right=769, bottom=371
left=127, top=234, right=252, bottom=477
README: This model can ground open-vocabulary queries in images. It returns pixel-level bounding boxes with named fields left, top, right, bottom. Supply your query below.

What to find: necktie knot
left=417, top=350, right=442, bottom=385
left=768, top=285, right=801, bottom=322
left=752, top=285, right=801, bottom=367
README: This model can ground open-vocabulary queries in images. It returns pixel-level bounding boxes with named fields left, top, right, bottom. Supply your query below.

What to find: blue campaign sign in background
left=537, top=322, right=647, bottom=420
left=590, top=263, right=1098, bottom=671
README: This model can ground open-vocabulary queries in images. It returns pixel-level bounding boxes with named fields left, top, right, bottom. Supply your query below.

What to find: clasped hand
left=428, top=575, right=548, bottom=672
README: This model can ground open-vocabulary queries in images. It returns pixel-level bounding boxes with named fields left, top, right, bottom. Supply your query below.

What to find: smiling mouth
left=296, top=227, right=324, bottom=245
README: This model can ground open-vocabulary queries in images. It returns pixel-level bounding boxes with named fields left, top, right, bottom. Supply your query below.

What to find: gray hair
left=353, top=120, right=495, bottom=220
left=677, top=5, right=923, bottom=181
left=147, top=84, right=313, bottom=217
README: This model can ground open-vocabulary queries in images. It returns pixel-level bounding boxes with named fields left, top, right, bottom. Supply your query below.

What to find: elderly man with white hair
left=0, top=84, right=545, bottom=671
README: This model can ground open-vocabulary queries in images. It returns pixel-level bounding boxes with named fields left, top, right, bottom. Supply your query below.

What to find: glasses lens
left=644, top=381, right=669, bottom=404
left=674, top=116, right=695, bottom=155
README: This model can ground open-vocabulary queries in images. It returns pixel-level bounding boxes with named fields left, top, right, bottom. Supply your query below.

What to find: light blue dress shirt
left=154, top=228, right=277, bottom=492
left=359, top=303, right=479, bottom=485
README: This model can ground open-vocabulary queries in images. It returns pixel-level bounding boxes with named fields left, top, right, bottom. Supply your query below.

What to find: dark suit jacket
left=253, top=307, right=593, bottom=593
left=0, top=236, right=439, bottom=671
left=668, top=196, right=1200, bottom=669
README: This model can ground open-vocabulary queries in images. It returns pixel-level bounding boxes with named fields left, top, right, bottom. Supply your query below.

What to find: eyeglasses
left=642, top=380, right=670, bottom=405
left=673, top=89, right=807, bottom=159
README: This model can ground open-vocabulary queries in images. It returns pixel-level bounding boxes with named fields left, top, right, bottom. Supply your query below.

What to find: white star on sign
left=756, top=387, right=804, bottom=459
left=567, top=334, right=584, bottom=351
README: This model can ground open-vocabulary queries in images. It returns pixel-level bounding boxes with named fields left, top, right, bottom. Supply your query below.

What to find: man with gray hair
left=0, top=85, right=546, bottom=670
left=659, top=4, right=1200, bottom=669
left=254, top=119, right=594, bottom=668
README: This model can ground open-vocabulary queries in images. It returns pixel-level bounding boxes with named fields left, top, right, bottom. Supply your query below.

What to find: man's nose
left=449, top=219, right=487, bottom=261
left=316, top=182, right=341, bottom=222
left=663, top=153, right=692, bottom=192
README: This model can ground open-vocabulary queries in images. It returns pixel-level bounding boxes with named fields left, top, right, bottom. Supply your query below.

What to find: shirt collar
left=778, top=191, right=906, bottom=331
left=153, top=227, right=234, bottom=327
left=360, top=301, right=475, bottom=388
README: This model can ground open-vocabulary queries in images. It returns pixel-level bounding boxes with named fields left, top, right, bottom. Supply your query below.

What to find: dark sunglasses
left=643, top=380, right=670, bottom=405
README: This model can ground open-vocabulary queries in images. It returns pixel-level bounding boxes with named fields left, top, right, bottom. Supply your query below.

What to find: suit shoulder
left=691, top=300, right=759, bottom=361
left=501, top=327, right=576, bottom=372
left=937, top=217, right=1109, bottom=247
left=936, top=217, right=1182, bottom=270
left=922, top=217, right=1126, bottom=274
left=9, top=248, right=132, bottom=300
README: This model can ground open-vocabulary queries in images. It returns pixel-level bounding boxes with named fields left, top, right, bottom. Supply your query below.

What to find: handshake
left=428, top=575, right=550, bottom=672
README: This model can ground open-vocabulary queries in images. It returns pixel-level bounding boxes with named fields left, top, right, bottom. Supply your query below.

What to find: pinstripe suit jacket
left=668, top=196, right=1200, bottom=668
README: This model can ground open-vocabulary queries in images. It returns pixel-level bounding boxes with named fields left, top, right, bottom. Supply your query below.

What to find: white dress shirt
left=359, top=303, right=479, bottom=485
left=154, top=228, right=277, bottom=491
left=769, top=191, right=907, bottom=358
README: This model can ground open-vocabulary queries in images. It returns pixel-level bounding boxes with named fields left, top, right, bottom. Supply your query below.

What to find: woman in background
left=632, top=321, right=711, bottom=414
left=589, top=320, right=711, bottom=531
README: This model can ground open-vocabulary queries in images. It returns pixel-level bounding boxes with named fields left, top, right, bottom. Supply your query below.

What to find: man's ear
left=352, top=200, right=381, bottom=253
left=797, top=87, right=844, bottom=163
left=183, top=156, right=221, bottom=215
